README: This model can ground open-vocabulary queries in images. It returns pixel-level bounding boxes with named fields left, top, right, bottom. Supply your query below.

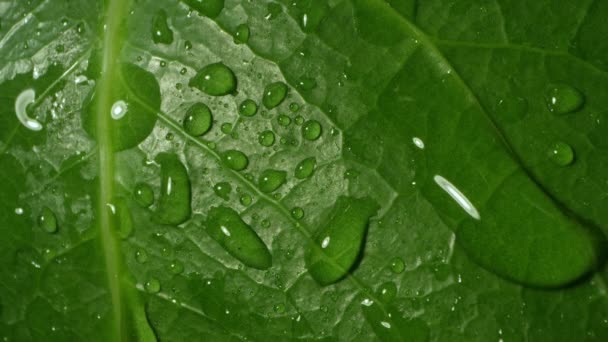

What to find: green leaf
left=2, top=0, right=608, bottom=340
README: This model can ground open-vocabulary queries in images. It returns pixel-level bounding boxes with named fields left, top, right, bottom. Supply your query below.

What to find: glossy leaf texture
left=1, top=0, right=608, bottom=341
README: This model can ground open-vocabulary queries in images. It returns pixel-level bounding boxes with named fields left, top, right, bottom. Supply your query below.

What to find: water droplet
left=220, top=122, right=233, bottom=134
left=134, top=183, right=154, bottom=208
left=180, top=67, right=188, bottom=75
left=182, top=0, right=225, bottom=18
left=548, top=141, right=575, bottom=166
left=295, top=157, right=316, bottom=179
left=15, top=88, right=42, bottom=131
left=389, top=257, right=405, bottom=274
left=213, top=182, right=232, bottom=200
left=305, top=197, right=379, bottom=285
left=234, top=24, right=250, bottom=44
left=76, top=22, right=86, bottom=34
left=183, top=103, right=212, bottom=136
left=135, top=249, right=148, bottom=263
left=184, top=40, right=193, bottom=50
left=151, top=9, right=174, bottom=45
left=258, top=130, right=276, bottom=146
left=38, top=207, right=57, bottom=233
left=289, top=102, right=300, bottom=112
left=545, top=84, right=584, bottom=114
left=111, top=100, right=128, bottom=120
left=222, top=150, right=249, bottom=171
left=240, top=194, right=252, bottom=206
left=377, top=281, right=397, bottom=302
left=154, top=153, right=192, bottom=225
left=434, top=175, right=480, bottom=220
left=189, top=62, right=237, bottom=96
left=165, top=132, right=174, bottom=141
left=278, top=114, right=291, bottom=127
left=169, top=260, right=184, bottom=274
left=145, top=278, right=161, bottom=293
left=258, top=169, right=287, bottom=193
left=302, top=120, right=322, bottom=140
left=296, top=76, right=317, bottom=90
left=261, top=219, right=271, bottom=228
left=273, top=303, right=286, bottom=313
left=109, top=199, right=134, bottom=239
left=291, top=207, right=304, bottom=220
left=205, top=206, right=272, bottom=269
left=159, top=60, right=167, bottom=68
left=262, top=82, right=288, bottom=109
left=239, top=99, right=258, bottom=117
left=294, top=115, right=304, bottom=125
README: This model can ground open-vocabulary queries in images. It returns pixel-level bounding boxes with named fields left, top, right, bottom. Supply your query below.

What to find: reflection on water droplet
left=15, top=207, right=24, bottom=215
left=15, top=89, right=42, bottom=131
left=189, top=62, right=237, bottom=96
left=412, top=137, right=424, bottom=149
left=321, top=236, right=330, bottom=248
left=169, top=260, right=184, bottom=274
left=434, top=175, right=480, bottom=220
left=134, top=183, right=154, bottom=208
left=183, top=103, right=212, bottom=136
left=297, top=76, right=317, bottom=90
left=111, top=100, right=128, bottom=120
left=222, top=150, right=249, bottom=171
left=545, top=84, right=584, bottom=114
left=151, top=9, right=174, bottom=45
left=377, top=281, right=397, bottom=302
left=548, top=141, right=575, bottom=166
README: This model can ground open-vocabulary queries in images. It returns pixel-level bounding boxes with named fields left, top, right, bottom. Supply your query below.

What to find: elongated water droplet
left=38, top=207, right=57, bottom=233
left=234, top=24, right=250, bottom=44
left=134, top=183, right=154, bottom=207
left=291, top=207, right=304, bottom=220
left=184, top=40, right=193, bottom=50
left=169, top=260, right=184, bottom=274
left=302, top=120, right=322, bottom=140
left=145, top=278, right=161, bottom=293
left=110, top=199, right=134, bottom=239
left=15, top=88, right=42, bottom=131
left=545, top=84, right=584, bottom=114
left=151, top=9, right=174, bottom=45
left=182, top=0, right=225, bottom=18
left=154, top=153, right=192, bottom=225
left=389, top=257, right=405, bottom=274
left=183, top=103, right=212, bottom=136
left=548, top=141, right=574, bottom=166
left=213, top=182, right=232, bottom=200
left=258, top=130, right=275, bottom=147
left=205, top=206, right=272, bottom=269
left=305, top=197, right=378, bottom=285
left=220, top=122, right=232, bottom=134
left=258, top=169, right=287, bottom=193
left=189, top=62, right=236, bottom=96
left=239, top=99, right=258, bottom=117
left=295, top=157, right=316, bottom=179
left=262, top=82, right=288, bottom=109
left=222, top=150, right=249, bottom=171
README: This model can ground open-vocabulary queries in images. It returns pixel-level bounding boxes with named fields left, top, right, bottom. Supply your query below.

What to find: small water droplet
left=135, top=249, right=148, bottom=263
left=258, top=169, right=287, bottom=193
left=545, top=84, right=584, bottom=114
left=169, top=260, right=184, bottom=274
left=261, top=219, right=271, bottom=228
left=262, top=82, right=288, bottom=109
left=258, top=130, right=276, bottom=146
left=294, top=115, right=304, bottom=125
left=302, top=120, right=322, bottom=140
left=240, top=194, right=252, bottom=206
left=377, top=281, right=397, bottom=302
left=145, top=278, right=161, bottom=293
left=296, top=76, right=317, bottom=90
left=213, top=182, right=232, bottom=200
left=38, top=207, right=58, bottom=233
left=390, top=257, right=405, bottom=274
left=222, top=150, right=249, bottom=171
left=291, top=207, right=304, bottom=220
left=295, top=157, right=316, bottom=179
left=184, top=40, right=193, bottom=50
left=189, top=62, right=237, bottom=96
left=234, top=24, right=250, bottom=44
left=273, top=303, right=286, bottom=313
left=134, top=183, right=154, bottom=207
left=548, top=141, right=575, bottom=166
left=183, top=103, right=212, bottom=136
left=277, top=114, right=291, bottom=127
left=239, top=99, right=258, bottom=117
left=151, top=9, right=174, bottom=45
left=221, top=122, right=233, bottom=134
left=289, top=102, right=300, bottom=112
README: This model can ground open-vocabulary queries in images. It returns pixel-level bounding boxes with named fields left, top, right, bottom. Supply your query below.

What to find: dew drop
left=548, top=141, right=575, bottom=166
left=289, top=102, right=300, bottom=112
left=291, top=207, right=304, bottom=220
left=213, top=182, right=232, bottom=200
left=389, top=257, right=405, bottom=274
left=239, top=99, right=258, bottom=117
left=294, top=115, right=304, bottom=125
left=169, top=260, right=184, bottom=274
left=184, top=40, right=193, bottom=50
left=545, top=84, right=584, bottom=114
left=135, top=249, right=148, bottom=263
left=273, top=303, right=286, bottom=313
left=261, top=219, right=271, bottom=228
left=222, top=150, right=249, bottom=171
left=377, top=281, right=397, bottom=302
left=234, top=24, right=250, bottom=44
left=258, top=130, right=276, bottom=147
left=296, top=76, right=317, bottom=90
left=111, top=100, right=128, bottom=120
left=151, top=9, right=174, bottom=45
left=15, top=88, right=42, bottom=131
left=295, top=157, right=316, bottom=179
left=240, top=194, right=252, bottom=206
left=183, top=103, right=212, bottom=136
left=258, top=169, right=287, bottom=193
left=145, top=278, right=161, bottom=293
left=189, top=62, right=237, bottom=96
left=38, top=207, right=58, bottom=233
left=134, top=183, right=154, bottom=208
left=154, top=153, right=192, bottom=225
left=302, top=120, right=322, bottom=140
left=278, top=114, right=291, bottom=127
left=262, top=82, right=288, bottom=109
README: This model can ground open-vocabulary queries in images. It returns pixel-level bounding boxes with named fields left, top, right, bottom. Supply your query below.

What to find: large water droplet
left=239, top=99, right=258, bottom=117
left=205, top=206, right=272, bottom=270
left=305, top=197, right=378, bottom=285
left=151, top=9, right=174, bottom=45
left=213, top=182, right=232, bottom=200
left=38, top=207, right=57, bottom=233
left=189, top=62, right=236, bottom=96
left=258, top=130, right=275, bottom=147
left=134, top=183, right=154, bottom=208
left=183, top=103, right=212, bottom=136
left=234, top=24, right=250, bottom=44
left=222, top=150, right=249, bottom=171
left=258, top=169, right=287, bottom=193
left=262, top=82, right=288, bottom=109
left=295, top=157, right=316, bottom=179
left=154, top=153, right=192, bottom=225
left=182, top=0, right=225, bottom=18
left=548, top=141, right=574, bottom=166
left=15, top=88, right=42, bottom=131
left=302, top=120, right=322, bottom=140
left=545, top=84, right=584, bottom=114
